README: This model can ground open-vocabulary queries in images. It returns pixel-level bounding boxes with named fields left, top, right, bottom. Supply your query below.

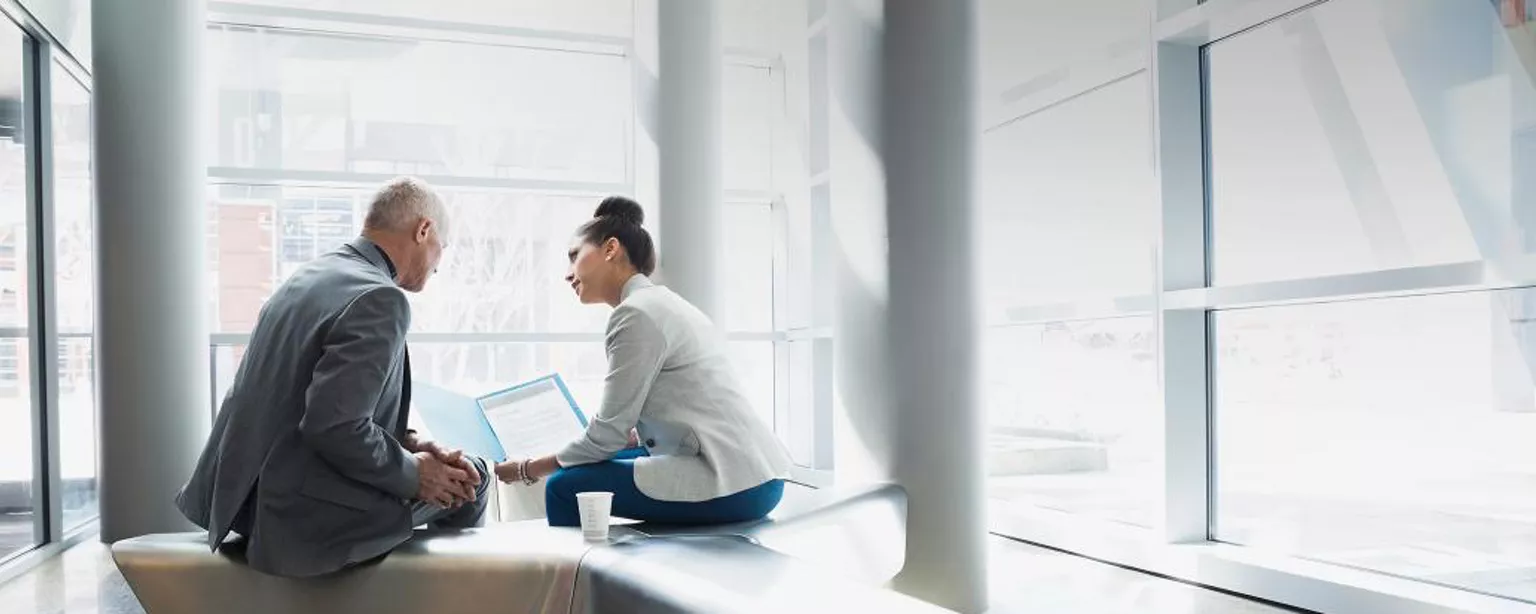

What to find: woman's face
left=565, top=236, right=620, bottom=305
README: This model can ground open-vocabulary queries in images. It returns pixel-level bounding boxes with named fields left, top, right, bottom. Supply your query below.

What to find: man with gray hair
left=177, top=176, right=490, bottom=578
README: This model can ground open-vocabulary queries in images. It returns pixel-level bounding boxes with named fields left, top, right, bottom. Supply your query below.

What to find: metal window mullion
left=208, top=345, right=219, bottom=422
left=984, top=56, right=1148, bottom=135
left=804, top=17, right=836, bottom=470
left=1156, top=0, right=1202, bottom=21
left=1157, top=0, right=1325, bottom=46
left=772, top=338, right=790, bottom=439
left=210, top=332, right=788, bottom=347
left=206, top=1, right=631, bottom=53
left=26, top=38, right=63, bottom=546
left=0, top=0, right=89, bottom=80
left=998, top=295, right=1157, bottom=326
left=206, top=167, right=631, bottom=195
left=811, top=336, right=834, bottom=471
left=1154, top=34, right=1212, bottom=544
left=771, top=196, right=791, bottom=437
left=1165, top=257, right=1536, bottom=310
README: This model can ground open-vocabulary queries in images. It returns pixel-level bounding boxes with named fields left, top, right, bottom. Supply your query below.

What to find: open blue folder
left=411, top=374, right=588, bottom=463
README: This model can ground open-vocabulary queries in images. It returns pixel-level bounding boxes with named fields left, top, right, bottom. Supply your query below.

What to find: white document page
left=479, top=378, right=588, bottom=458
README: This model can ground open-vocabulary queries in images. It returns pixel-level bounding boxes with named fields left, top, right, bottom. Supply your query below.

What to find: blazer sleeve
left=557, top=304, right=667, bottom=467
left=299, top=286, right=420, bottom=499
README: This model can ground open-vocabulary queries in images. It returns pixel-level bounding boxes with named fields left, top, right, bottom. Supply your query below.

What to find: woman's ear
left=604, top=237, right=622, bottom=261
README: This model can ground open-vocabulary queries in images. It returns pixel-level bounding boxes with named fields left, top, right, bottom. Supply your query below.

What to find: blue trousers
left=545, top=449, right=784, bottom=527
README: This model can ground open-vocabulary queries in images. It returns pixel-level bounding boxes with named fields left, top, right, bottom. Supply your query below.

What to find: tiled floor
left=984, top=537, right=1302, bottom=614
left=0, top=541, right=144, bottom=614
left=0, top=532, right=1300, bottom=614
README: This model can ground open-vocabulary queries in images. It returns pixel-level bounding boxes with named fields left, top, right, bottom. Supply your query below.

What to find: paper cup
left=576, top=491, right=614, bottom=541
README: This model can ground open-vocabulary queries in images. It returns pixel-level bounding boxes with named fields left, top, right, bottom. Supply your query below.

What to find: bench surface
left=113, top=522, right=609, bottom=614
left=112, top=483, right=933, bottom=614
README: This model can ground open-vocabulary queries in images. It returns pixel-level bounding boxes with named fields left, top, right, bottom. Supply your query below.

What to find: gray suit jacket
left=176, top=237, right=421, bottom=578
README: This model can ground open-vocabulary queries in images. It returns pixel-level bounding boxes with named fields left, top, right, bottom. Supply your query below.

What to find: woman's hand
left=493, top=460, right=524, bottom=485
left=494, top=455, right=562, bottom=485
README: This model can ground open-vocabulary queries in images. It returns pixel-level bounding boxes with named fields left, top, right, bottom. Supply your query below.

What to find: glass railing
left=209, top=336, right=777, bottom=430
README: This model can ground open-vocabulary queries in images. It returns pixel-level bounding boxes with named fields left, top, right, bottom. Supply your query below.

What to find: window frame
left=985, top=1, right=1536, bottom=613
left=199, top=3, right=798, bottom=467
left=0, top=4, right=103, bottom=582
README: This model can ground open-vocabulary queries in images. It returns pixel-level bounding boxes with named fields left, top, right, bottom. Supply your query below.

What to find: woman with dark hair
left=495, top=196, right=792, bottom=526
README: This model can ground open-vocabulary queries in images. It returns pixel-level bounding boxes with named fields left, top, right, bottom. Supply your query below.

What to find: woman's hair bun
left=594, top=196, right=645, bottom=225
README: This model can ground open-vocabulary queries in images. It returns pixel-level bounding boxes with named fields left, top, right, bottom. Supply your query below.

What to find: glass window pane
left=405, top=193, right=609, bottom=334
left=217, top=342, right=604, bottom=410
left=206, top=184, right=279, bottom=333
left=208, top=26, right=630, bottom=183
left=217, top=341, right=607, bottom=418
left=222, top=1, right=634, bottom=37
left=722, top=203, right=773, bottom=332
left=207, top=187, right=611, bottom=334
left=57, top=338, right=94, bottom=528
left=0, top=19, right=34, bottom=561
left=784, top=338, right=820, bottom=467
left=979, top=74, right=1156, bottom=312
left=728, top=341, right=774, bottom=428
left=52, top=65, right=97, bottom=529
left=725, top=64, right=772, bottom=192
left=979, top=0, right=1148, bottom=102
left=1214, top=290, right=1536, bottom=601
left=409, top=342, right=609, bottom=408
left=25, top=2, right=89, bottom=70
left=984, top=317, right=1160, bottom=527
left=1206, top=0, right=1536, bottom=285
left=0, top=338, right=35, bottom=560
left=216, top=340, right=776, bottom=448
left=0, top=35, right=25, bottom=333
left=208, top=187, right=772, bottom=336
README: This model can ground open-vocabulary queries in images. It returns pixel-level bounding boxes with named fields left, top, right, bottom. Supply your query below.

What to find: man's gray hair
left=363, top=176, right=448, bottom=237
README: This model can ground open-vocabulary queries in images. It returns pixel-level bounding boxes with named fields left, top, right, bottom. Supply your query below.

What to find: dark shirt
left=372, top=243, right=398, bottom=279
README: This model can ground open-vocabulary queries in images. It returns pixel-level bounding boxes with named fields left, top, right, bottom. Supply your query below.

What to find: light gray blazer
left=176, top=237, right=420, bottom=578
left=557, top=275, right=793, bottom=502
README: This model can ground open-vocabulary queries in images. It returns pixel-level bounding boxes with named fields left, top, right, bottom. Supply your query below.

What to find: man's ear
left=416, top=218, right=434, bottom=243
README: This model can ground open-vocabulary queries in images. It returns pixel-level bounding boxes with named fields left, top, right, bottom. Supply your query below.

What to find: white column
left=94, top=0, right=211, bottom=542
left=655, top=0, right=724, bottom=322
left=827, top=0, right=894, bottom=485
left=881, top=0, right=987, bottom=612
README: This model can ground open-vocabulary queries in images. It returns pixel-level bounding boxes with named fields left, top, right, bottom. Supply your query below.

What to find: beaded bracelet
left=519, top=458, right=538, bottom=486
